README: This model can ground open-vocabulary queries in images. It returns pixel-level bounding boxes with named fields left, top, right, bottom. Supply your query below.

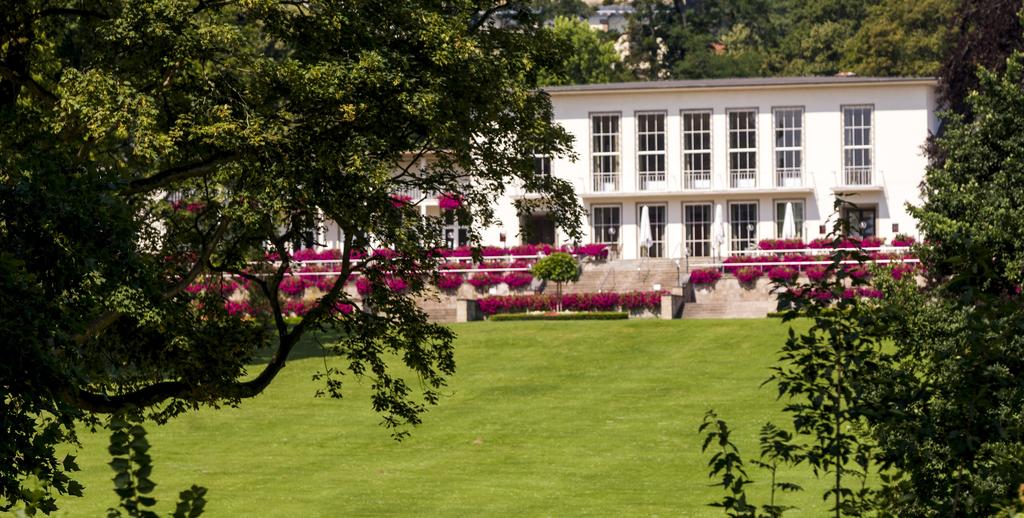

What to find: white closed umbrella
left=782, top=202, right=797, bottom=239
left=638, top=205, right=653, bottom=257
left=712, top=203, right=725, bottom=259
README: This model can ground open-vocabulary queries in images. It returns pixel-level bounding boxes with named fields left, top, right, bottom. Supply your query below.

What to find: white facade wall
left=485, top=79, right=937, bottom=260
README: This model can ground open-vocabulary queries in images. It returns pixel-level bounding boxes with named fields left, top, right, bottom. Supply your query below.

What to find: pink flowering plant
left=477, top=291, right=665, bottom=316
left=438, top=192, right=463, bottom=211
left=689, top=268, right=722, bottom=285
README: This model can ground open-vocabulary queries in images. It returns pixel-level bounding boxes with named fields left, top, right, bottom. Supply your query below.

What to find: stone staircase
left=679, top=277, right=779, bottom=320
left=563, top=258, right=683, bottom=293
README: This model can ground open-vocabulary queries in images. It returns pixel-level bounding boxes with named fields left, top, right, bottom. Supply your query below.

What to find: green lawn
left=52, top=319, right=828, bottom=517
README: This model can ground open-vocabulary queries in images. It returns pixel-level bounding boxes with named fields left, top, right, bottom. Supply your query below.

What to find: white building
left=473, top=76, right=938, bottom=261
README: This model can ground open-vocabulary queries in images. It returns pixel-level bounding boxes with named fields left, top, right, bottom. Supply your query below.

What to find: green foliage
left=105, top=419, right=206, bottom=518
left=531, top=252, right=579, bottom=311
left=531, top=252, right=580, bottom=285
left=842, top=0, right=958, bottom=76
left=861, top=51, right=1024, bottom=515
left=538, top=16, right=629, bottom=86
left=699, top=412, right=803, bottom=517
left=621, top=0, right=957, bottom=80
left=488, top=311, right=627, bottom=321
left=531, top=0, right=594, bottom=21
left=0, top=1, right=582, bottom=512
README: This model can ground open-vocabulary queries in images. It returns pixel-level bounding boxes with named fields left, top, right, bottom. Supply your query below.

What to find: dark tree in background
left=939, top=0, right=1024, bottom=116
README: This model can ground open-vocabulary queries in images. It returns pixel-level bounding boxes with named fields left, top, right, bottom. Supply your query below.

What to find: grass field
left=51, top=319, right=829, bottom=517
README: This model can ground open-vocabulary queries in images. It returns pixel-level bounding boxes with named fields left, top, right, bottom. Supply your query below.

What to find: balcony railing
left=684, top=171, right=712, bottom=190
left=730, top=170, right=757, bottom=189
left=843, top=166, right=872, bottom=186
left=775, top=168, right=802, bottom=188
left=592, top=172, right=620, bottom=192
left=638, top=172, right=666, bottom=191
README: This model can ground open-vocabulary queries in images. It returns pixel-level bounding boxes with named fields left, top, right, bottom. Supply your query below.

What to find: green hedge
left=488, top=311, right=628, bottom=321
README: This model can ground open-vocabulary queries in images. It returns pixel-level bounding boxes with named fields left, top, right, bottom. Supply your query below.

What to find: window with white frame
left=842, top=105, right=873, bottom=185
left=773, top=108, right=803, bottom=187
left=728, top=110, right=757, bottom=188
left=591, top=114, right=620, bottom=192
left=729, top=202, right=758, bottom=251
left=682, top=111, right=712, bottom=189
left=533, top=154, right=551, bottom=177
left=774, top=200, right=805, bottom=238
left=637, top=204, right=666, bottom=258
left=636, top=112, right=666, bottom=191
left=684, top=203, right=712, bottom=257
left=442, top=211, right=470, bottom=248
left=592, top=205, right=620, bottom=244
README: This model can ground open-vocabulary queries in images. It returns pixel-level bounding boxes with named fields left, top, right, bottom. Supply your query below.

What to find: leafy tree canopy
left=538, top=16, right=629, bottom=86
left=0, top=0, right=582, bottom=513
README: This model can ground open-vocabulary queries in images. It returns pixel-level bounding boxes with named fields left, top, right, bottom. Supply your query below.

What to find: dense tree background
left=0, top=0, right=582, bottom=513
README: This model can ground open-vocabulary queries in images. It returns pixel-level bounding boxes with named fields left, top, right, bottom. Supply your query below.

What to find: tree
left=0, top=1, right=582, bottom=513
left=937, top=0, right=1024, bottom=116
left=538, top=16, right=629, bottom=86
left=531, top=0, right=594, bottom=21
left=865, top=52, right=1024, bottom=515
left=841, top=0, right=958, bottom=77
left=531, top=252, right=579, bottom=311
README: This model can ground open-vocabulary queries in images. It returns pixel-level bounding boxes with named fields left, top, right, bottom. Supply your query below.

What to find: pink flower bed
left=805, top=265, right=829, bottom=282
left=477, top=291, right=665, bottom=316
left=758, top=239, right=807, bottom=250
left=689, top=268, right=722, bottom=285
left=278, top=276, right=307, bottom=296
left=891, top=235, right=916, bottom=247
left=436, top=272, right=464, bottom=291
left=282, top=299, right=311, bottom=316
left=808, top=236, right=885, bottom=249
left=224, top=300, right=253, bottom=317
left=503, top=272, right=534, bottom=290
left=468, top=272, right=504, bottom=290
left=767, top=266, right=799, bottom=283
left=734, top=267, right=763, bottom=284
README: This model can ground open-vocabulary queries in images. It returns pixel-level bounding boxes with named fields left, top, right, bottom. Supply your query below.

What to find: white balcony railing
left=730, top=169, right=757, bottom=189
left=843, top=166, right=872, bottom=186
left=684, top=171, right=712, bottom=190
left=639, top=172, right=666, bottom=191
left=592, top=173, right=620, bottom=192
left=775, top=168, right=802, bottom=188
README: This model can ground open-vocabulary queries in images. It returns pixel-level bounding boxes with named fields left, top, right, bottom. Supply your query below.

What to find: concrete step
left=681, top=301, right=777, bottom=319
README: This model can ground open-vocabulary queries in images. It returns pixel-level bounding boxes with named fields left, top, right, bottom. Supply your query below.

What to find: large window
left=773, top=108, right=803, bottom=187
left=637, top=204, right=666, bottom=258
left=682, top=111, right=712, bottom=189
left=728, top=110, right=757, bottom=188
left=842, top=105, right=873, bottom=185
left=591, top=114, right=620, bottom=192
left=684, top=203, right=712, bottom=257
left=592, top=205, right=621, bottom=244
left=774, top=200, right=805, bottom=238
left=636, top=112, right=666, bottom=191
left=729, top=202, right=758, bottom=252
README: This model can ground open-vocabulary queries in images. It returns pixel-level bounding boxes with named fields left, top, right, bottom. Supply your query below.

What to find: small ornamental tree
left=531, top=252, right=580, bottom=311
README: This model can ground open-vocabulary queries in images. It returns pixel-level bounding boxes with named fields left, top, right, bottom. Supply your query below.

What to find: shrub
left=489, top=312, right=627, bottom=321
left=758, top=239, right=806, bottom=250
left=891, top=234, right=916, bottom=247
left=689, top=268, right=722, bottom=285
left=476, top=291, right=664, bottom=316
left=355, top=276, right=372, bottom=295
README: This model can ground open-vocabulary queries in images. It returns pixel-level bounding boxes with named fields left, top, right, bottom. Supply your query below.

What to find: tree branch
left=123, top=153, right=236, bottom=195
left=0, top=62, right=59, bottom=104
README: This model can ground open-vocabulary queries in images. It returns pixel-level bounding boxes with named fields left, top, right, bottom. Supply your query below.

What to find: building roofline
left=541, top=76, right=937, bottom=96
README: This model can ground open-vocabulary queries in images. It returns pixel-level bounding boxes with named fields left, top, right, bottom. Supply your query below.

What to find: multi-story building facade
left=321, top=76, right=938, bottom=261
left=478, top=76, right=938, bottom=261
